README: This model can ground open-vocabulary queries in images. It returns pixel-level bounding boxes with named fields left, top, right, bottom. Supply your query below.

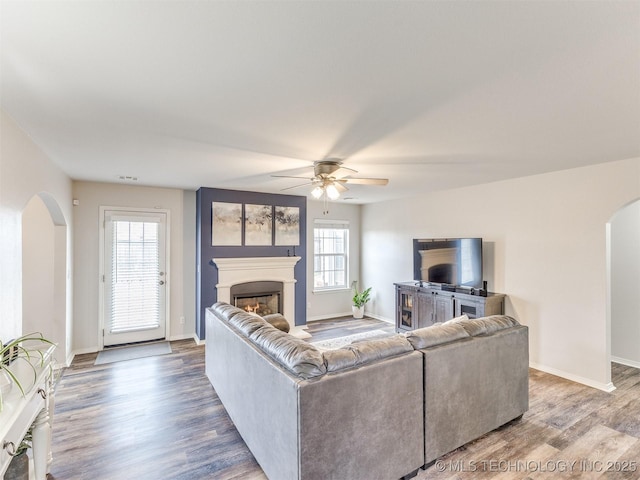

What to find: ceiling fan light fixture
left=325, top=183, right=340, bottom=200
left=311, top=186, right=324, bottom=199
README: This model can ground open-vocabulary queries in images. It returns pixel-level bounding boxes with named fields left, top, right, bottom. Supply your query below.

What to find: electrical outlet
left=179, top=316, right=185, bottom=324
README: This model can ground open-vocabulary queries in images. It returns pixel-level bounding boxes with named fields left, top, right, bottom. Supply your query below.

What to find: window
left=314, top=220, right=349, bottom=290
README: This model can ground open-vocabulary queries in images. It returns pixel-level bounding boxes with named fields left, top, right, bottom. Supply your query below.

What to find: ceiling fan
left=272, top=160, right=389, bottom=201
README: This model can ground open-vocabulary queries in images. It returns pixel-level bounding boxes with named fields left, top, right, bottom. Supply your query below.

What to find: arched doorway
left=608, top=197, right=640, bottom=385
left=21, top=192, right=70, bottom=364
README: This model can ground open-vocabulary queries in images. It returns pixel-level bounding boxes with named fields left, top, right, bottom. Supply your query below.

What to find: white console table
left=1, top=345, right=56, bottom=479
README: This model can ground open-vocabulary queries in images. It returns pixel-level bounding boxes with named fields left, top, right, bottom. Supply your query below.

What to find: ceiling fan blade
left=334, top=182, right=349, bottom=193
left=271, top=175, right=314, bottom=180
left=331, top=166, right=358, bottom=179
left=280, top=182, right=313, bottom=191
left=340, top=177, right=389, bottom=186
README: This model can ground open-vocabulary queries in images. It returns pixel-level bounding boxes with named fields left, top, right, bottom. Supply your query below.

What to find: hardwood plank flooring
left=48, top=318, right=640, bottom=480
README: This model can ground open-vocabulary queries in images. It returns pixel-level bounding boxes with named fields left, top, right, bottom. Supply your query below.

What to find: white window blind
left=110, top=219, right=160, bottom=333
left=314, top=220, right=349, bottom=290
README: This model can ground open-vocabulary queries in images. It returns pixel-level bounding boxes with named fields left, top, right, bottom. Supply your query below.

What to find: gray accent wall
left=196, top=187, right=306, bottom=339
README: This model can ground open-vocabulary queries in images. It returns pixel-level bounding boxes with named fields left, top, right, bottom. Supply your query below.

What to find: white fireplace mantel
left=213, top=256, right=308, bottom=337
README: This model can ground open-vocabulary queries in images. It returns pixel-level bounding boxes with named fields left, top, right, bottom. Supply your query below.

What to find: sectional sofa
left=205, top=302, right=529, bottom=480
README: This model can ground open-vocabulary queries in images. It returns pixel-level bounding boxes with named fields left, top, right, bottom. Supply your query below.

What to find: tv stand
left=395, top=282, right=505, bottom=332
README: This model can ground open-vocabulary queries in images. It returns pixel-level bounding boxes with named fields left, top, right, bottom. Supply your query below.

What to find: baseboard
left=71, top=346, right=100, bottom=356
left=529, top=362, right=616, bottom=393
left=364, top=313, right=394, bottom=324
left=64, top=352, right=75, bottom=368
left=193, top=334, right=205, bottom=346
left=168, top=333, right=195, bottom=342
left=611, top=356, right=640, bottom=369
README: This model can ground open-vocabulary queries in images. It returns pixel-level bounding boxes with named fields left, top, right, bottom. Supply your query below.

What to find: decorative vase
left=352, top=306, right=364, bottom=319
left=4, top=451, right=29, bottom=480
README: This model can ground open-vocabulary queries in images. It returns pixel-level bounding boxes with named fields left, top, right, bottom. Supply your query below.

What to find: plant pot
left=352, top=306, right=364, bottom=319
left=5, top=451, right=29, bottom=480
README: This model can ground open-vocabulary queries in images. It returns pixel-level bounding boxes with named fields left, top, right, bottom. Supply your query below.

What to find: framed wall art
left=244, top=204, right=273, bottom=246
left=274, top=206, right=300, bottom=246
left=212, top=202, right=242, bottom=246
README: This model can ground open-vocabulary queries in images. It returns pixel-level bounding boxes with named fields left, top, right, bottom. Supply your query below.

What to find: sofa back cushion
left=228, top=311, right=267, bottom=337
left=404, top=323, right=470, bottom=350
left=249, top=323, right=327, bottom=379
left=323, top=335, right=413, bottom=373
left=448, top=315, right=520, bottom=336
left=212, top=302, right=244, bottom=322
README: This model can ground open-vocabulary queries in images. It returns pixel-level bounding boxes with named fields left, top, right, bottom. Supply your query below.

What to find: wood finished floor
left=49, top=318, right=640, bottom=480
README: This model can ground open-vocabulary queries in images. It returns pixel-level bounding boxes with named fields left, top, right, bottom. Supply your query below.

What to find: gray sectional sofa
left=205, top=302, right=529, bottom=480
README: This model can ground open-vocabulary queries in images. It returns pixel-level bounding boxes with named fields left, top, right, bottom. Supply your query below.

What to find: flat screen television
left=413, top=238, right=483, bottom=288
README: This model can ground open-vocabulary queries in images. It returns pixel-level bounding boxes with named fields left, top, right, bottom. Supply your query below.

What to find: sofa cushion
left=443, top=314, right=469, bottom=325
left=249, top=324, right=327, bottom=379
left=212, top=302, right=244, bottom=322
left=404, top=323, right=470, bottom=350
left=322, top=348, right=358, bottom=372
left=228, top=311, right=267, bottom=337
left=263, top=313, right=290, bottom=333
left=323, top=335, right=413, bottom=373
left=456, top=315, right=520, bottom=336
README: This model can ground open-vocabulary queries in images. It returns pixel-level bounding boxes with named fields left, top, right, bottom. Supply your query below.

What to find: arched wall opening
left=608, top=197, right=640, bottom=383
left=21, top=192, right=69, bottom=364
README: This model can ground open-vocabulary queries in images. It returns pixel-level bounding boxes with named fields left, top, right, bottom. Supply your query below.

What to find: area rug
left=94, top=342, right=172, bottom=365
left=310, top=329, right=390, bottom=351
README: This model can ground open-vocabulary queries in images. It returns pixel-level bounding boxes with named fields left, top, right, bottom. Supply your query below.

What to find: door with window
left=103, top=210, right=168, bottom=347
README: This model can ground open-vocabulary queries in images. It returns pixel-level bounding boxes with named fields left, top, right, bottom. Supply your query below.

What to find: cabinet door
left=433, top=295, right=454, bottom=323
left=454, top=298, right=482, bottom=319
left=397, top=289, right=416, bottom=331
left=416, top=292, right=433, bottom=329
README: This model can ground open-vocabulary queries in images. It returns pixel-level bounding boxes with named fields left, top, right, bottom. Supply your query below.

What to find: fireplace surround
left=213, top=256, right=308, bottom=337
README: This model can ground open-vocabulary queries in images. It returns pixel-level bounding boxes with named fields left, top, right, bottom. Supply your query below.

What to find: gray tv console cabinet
left=395, top=282, right=505, bottom=332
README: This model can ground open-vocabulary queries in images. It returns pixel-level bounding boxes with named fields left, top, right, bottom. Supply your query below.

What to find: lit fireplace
left=213, top=256, right=305, bottom=337
left=231, top=281, right=283, bottom=317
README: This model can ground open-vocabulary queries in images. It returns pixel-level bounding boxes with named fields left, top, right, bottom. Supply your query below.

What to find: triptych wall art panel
left=211, top=202, right=243, bottom=246
left=274, top=206, right=300, bottom=246
left=245, top=204, right=273, bottom=246
left=212, top=202, right=300, bottom=247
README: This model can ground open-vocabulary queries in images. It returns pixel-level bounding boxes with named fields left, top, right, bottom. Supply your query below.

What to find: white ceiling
left=2, top=1, right=639, bottom=203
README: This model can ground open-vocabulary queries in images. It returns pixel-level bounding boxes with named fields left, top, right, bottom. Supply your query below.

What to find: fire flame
left=244, top=302, right=261, bottom=313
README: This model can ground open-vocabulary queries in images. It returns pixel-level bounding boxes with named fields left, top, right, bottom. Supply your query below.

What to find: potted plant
left=352, top=286, right=372, bottom=319
left=1, top=332, right=55, bottom=412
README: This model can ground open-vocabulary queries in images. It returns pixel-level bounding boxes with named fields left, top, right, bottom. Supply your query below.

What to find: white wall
left=0, top=111, right=73, bottom=350
left=362, top=158, right=640, bottom=391
left=72, top=181, right=196, bottom=352
left=306, top=200, right=362, bottom=321
left=610, top=200, right=640, bottom=367
left=22, top=196, right=56, bottom=342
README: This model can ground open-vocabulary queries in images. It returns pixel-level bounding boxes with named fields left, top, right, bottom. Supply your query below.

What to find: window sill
left=312, top=287, right=351, bottom=295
